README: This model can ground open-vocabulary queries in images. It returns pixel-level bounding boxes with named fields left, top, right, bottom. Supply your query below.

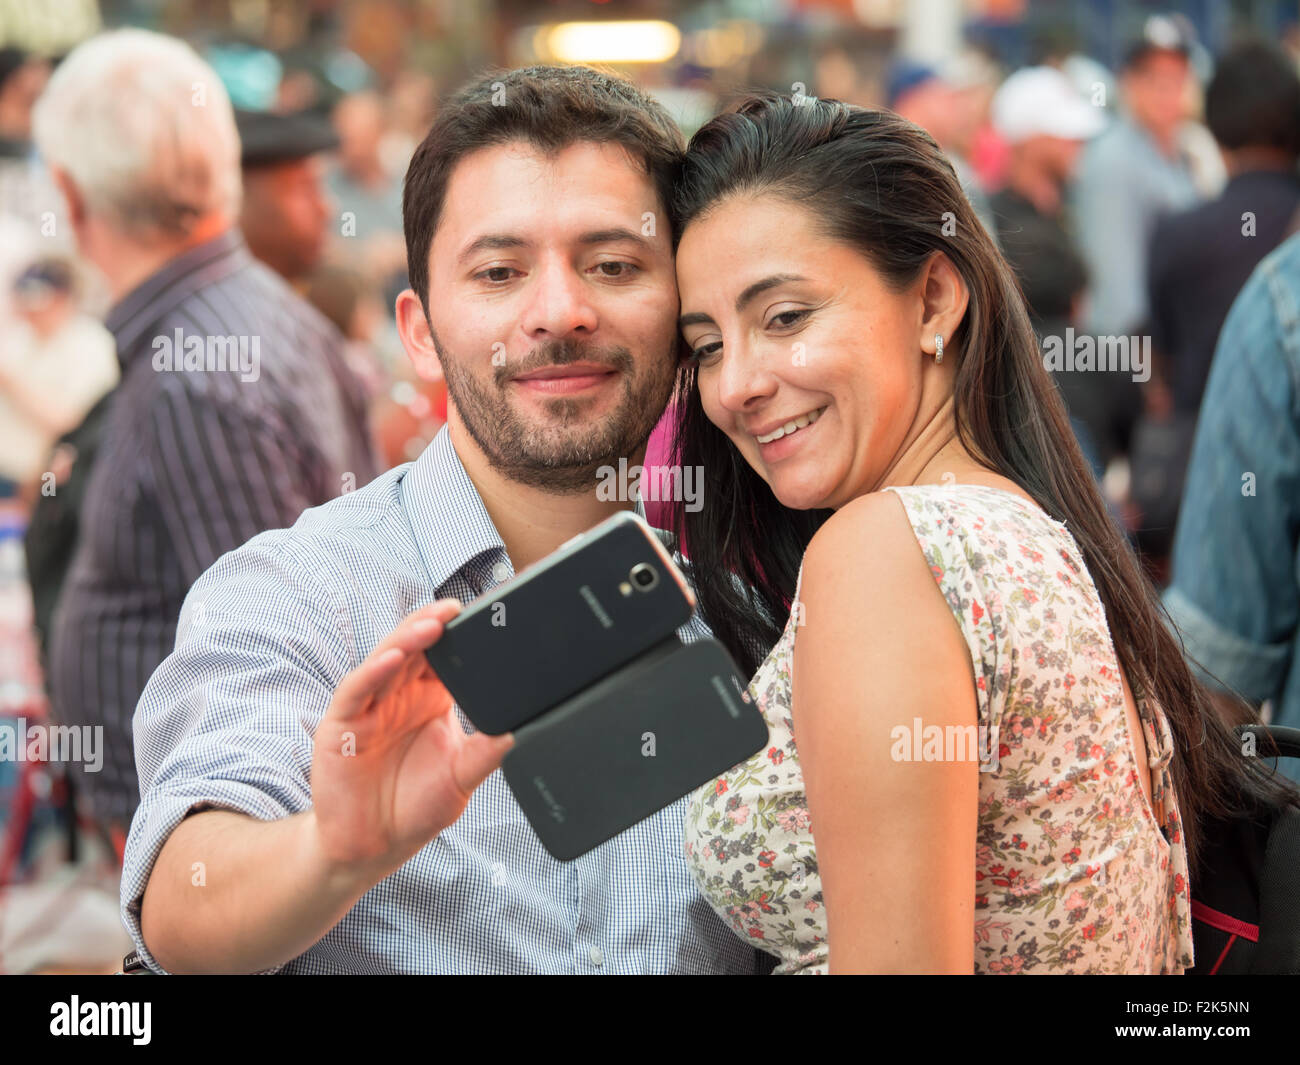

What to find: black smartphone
left=501, top=635, right=769, bottom=861
left=424, top=511, right=696, bottom=734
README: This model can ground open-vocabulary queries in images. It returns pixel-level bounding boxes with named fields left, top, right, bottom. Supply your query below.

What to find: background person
left=31, top=28, right=379, bottom=844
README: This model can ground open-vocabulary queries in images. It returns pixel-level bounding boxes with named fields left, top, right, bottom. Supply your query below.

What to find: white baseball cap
left=992, top=66, right=1107, bottom=143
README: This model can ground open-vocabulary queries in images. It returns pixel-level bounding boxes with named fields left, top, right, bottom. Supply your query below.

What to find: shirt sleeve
left=1075, top=140, right=1150, bottom=334
left=1163, top=244, right=1300, bottom=700
left=142, top=376, right=325, bottom=590
left=120, top=536, right=354, bottom=974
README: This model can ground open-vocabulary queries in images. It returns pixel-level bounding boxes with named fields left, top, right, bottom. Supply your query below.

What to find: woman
left=669, top=94, right=1295, bottom=974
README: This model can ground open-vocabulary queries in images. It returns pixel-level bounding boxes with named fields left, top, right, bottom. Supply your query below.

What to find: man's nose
left=520, top=259, right=598, bottom=339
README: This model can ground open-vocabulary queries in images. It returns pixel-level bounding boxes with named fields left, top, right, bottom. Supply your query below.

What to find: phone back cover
left=501, top=636, right=769, bottom=861
left=426, top=517, right=694, bottom=734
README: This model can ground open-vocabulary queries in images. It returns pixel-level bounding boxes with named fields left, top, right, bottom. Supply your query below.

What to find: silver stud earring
left=934, top=334, right=944, bottom=364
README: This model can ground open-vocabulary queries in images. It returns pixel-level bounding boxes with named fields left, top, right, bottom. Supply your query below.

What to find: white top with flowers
left=683, top=483, right=1194, bottom=974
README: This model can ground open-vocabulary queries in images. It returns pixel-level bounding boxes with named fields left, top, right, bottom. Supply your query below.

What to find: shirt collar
left=401, top=423, right=651, bottom=598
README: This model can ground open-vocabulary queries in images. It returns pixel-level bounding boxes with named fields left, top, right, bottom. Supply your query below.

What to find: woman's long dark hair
left=665, top=92, right=1297, bottom=871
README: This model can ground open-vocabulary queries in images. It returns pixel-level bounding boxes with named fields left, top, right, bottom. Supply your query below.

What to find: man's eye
left=477, top=266, right=515, bottom=283
left=594, top=261, right=637, bottom=278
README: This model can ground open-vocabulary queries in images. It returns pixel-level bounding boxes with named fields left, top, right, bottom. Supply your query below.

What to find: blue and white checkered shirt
left=121, top=424, right=768, bottom=974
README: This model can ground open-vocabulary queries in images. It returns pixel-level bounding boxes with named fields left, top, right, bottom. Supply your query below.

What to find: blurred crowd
left=3, top=7, right=1300, bottom=969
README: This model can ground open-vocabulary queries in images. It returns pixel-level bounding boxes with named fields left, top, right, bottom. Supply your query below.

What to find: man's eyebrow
left=457, top=234, right=529, bottom=265
left=577, top=227, right=654, bottom=249
left=678, top=274, right=809, bottom=330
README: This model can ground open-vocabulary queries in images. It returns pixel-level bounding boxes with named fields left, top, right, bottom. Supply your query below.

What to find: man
left=988, top=66, right=1104, bottom=472
left=1137, top=41, right=1300, bottom=568
left=32, top=30, right=378, bottom=842
left=1163, top=231, right=1300, bottom=786
left=236, top=107, right=339, bottom=284
left=124, top=64, right=769, bottom=974
left=1148, top=40, right=1300, bottom=421
left=888, top=58, right=997, bottom=243
left=1074, top=16, right=1200, bottom=341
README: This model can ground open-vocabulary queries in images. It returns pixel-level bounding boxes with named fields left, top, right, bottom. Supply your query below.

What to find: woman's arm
left=792, top=490, right=978, bottom=974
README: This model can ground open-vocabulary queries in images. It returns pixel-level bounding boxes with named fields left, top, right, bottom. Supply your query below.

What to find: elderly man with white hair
left=33, top=28, right=379, bottom=845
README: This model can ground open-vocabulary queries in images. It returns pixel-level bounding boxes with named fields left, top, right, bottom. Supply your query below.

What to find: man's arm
left=1163, top=241, right=1300, bottom=709
left=127, top=545, right=510, bottom=974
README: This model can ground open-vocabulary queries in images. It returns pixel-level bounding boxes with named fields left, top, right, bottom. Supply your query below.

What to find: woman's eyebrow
left=679, top=274, right=809, bottom=328
left=735, top=274, right=806, bottom=312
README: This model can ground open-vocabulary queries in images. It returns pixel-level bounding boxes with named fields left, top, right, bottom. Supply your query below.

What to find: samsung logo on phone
left=532, top=775, right=567, bottom=822
left=579, top=585, right=613, bottom=629
left=711, top=675, right=742, bottom=719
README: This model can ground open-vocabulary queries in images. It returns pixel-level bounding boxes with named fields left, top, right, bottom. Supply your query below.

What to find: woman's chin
left=771, top=479, right=835, bottom=512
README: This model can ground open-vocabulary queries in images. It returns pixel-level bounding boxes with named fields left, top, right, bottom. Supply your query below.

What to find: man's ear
left=49, top=167, right=85, bottom=231
left=918, top=251, right=969, bottom=358
left=395, top=288, right=445, bottom=384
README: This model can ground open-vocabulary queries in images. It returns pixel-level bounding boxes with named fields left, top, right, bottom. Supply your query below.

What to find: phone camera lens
left=630, top=563, right=658, bottom=592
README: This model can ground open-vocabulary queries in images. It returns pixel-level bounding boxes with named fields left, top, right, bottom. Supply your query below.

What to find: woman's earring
left=934, top=334, right=944, bottom=364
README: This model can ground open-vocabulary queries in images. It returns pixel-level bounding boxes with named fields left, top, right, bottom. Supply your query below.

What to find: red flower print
left=1173, top=873, right=1186, bottom=895
left=999, top=743, right=1011, bottom=759
left=768, top=747, right=784, bottom=765
left=746, top=927, right=766, bottom=940
left=972, top=601, right=984, bottom=624
left=1082, top=924, right=1097, bottom=940
left=715, top=779, right=728, bottom=796
left=758, top=850, right=777, bottom=868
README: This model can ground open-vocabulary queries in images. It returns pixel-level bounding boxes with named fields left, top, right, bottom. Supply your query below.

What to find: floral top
left=684, top=483, right=1194, bottom=974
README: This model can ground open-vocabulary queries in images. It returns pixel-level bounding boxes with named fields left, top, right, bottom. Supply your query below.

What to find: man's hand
left=310, top=599, right=513, bottom=878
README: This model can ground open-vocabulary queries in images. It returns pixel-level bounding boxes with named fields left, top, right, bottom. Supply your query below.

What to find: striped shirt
left=49, top=230, right=378, bottom=829
left=121, top=424, right=770, bottom=974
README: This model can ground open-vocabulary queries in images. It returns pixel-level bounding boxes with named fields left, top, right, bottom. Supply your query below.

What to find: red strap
left=1208, top=934, right=1238, bottom=976
left=1191, top=899, right=1260, bottom=942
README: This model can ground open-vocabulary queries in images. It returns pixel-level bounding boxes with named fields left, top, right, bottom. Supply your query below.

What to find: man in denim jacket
left=1164, top=231, right=1300, bottom=783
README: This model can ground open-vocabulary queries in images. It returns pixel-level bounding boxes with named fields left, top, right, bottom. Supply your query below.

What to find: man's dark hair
left=402, top=65, right=685, bottom=315
left=1206, top=40, right=1300, bottom=156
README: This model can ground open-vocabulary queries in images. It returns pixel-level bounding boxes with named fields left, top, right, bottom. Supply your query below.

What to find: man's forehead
left=435, top=139, right=662, bottom=244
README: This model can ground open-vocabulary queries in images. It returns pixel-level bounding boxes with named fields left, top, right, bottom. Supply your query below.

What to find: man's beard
left=431, top=328, right=678, bottom=493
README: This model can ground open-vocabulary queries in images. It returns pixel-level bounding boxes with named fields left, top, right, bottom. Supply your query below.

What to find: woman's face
left=677, top=194, right=930, bottom=511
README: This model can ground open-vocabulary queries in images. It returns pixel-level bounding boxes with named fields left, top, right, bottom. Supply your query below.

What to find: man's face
left=240, top=155, right=332, bottom=281
left=419, top=139, right=679, bottom=491
left=1124, top=51, right=1191, bottom=139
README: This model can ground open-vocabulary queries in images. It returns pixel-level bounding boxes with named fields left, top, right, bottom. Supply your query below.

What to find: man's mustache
left=493, top=339, right=634, bottom=386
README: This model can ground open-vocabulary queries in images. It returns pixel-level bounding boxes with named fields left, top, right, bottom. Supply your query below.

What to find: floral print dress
left=684, top=483, right=1194, bottom=974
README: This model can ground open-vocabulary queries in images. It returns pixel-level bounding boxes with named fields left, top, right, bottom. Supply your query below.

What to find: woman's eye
left=769, top=308, right=810, bottom=330
left=686, top=341, right=722, bottom=363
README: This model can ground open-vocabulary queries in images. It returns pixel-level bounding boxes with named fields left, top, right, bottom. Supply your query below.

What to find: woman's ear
left=918, top=251, right=969, bottom=357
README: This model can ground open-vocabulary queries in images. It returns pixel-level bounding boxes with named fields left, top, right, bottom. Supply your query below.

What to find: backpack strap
left=1254, top=805, right=1300, bottom=973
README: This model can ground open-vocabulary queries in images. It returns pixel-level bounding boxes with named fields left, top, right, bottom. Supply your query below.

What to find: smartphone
left=501, top=635, right=770, bottom=861
left=424, top=510, right=696, bottom=734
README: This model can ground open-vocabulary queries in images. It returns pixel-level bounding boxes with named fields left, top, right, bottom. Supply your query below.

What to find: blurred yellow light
left=542, top=21, right=682, bottom=64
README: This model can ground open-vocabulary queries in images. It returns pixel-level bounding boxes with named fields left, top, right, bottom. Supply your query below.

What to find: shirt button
left=588, top=945, right=604, bottom=967
left=491, top=560, right=511, bottom=584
